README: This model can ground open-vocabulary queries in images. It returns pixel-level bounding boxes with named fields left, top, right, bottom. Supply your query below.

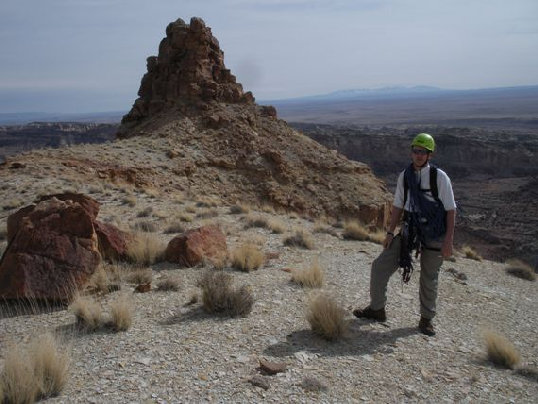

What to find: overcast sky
left=1, top=0, right=537, bottom=113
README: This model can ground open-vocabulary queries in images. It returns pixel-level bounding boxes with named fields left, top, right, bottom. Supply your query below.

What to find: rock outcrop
left=120, top=17, right=254, bottom=128
left=165, top=225, right=227, bottom=267
left=0, top=193, right=134, bottom=300
left=0, top=197, right=101, bottom=301
left=117, top=17, right=391, bottom=225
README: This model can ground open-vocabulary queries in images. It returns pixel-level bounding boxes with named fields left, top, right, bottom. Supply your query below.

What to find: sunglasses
left=412, top=148, right=430, bottom=156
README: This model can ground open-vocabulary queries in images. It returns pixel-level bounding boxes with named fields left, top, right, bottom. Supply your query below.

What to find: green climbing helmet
left=411, top=133, right=435, bottom=152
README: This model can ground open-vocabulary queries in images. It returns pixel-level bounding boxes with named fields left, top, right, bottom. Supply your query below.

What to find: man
left=353, top=133, right=456, bottom=336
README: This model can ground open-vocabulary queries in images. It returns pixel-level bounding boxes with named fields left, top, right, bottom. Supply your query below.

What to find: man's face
left=411, top=146, right=431, bottom=169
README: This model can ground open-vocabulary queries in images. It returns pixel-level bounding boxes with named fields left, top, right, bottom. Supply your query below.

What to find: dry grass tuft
left=29, top=333, right=70, bottom=399
left=69, top=294, right=103, bottom=331
left=291, top=258, right=324, bottom=288
left=462, top=245, right=482, bottom=261
left=197, top=208, right=219, bottom=218
left=109, top=294, right=133, bottom=332
left=231, top=244, right=265, bottom=272
left=261, top=204, right=275, bottom=214
left=137, top=206, right=153, bottom=217
left=199, top=271, right=254, bottom=317
left=483, top=330, right=521, bottom=369
left=156, top=276, right=181, bottom=291
left=284, top=229, right=315, bottom=250
left=126, top=232, right=166, bottom=267
left=122, top=195, right=137, bottom=207
left=245, top=213, right=269, bottom=229
left=313, top=221, right=339, bottom=237
left=87, top=264, right=111, bottom=294
left=268, top=218, right=287, bottom=234
left=367, top=229, right=386, bottom=245
left=229, top=203, right=250, bottom=214
left=178, top=213, right=193, bottom=222
left=307, top=293, right=348, bottom=341
left=164, top=222, right=185, bottom=234
left=125, top=268, right=153, bottom=285
left=342, top=220, right=370, bottom=241
left=505, top=259, right=536, bottom=281
left=133, top=220, right=159, bottom=233
left=1, top=344, right=39, bottom=404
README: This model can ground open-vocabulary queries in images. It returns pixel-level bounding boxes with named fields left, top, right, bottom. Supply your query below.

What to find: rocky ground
left=1, top=153, right=536, bottom=402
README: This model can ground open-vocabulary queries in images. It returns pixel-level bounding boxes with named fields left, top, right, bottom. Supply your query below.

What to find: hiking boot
left=352, top=306, right=387, bottom=322
left=419, top=317, right=436, bottom=336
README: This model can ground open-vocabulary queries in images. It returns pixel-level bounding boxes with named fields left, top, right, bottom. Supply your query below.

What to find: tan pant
left=369, top=235, right=443, bottom=319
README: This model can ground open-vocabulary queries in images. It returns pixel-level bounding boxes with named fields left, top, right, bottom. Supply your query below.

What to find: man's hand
left=441, top=238, right=453, bottom=258
left=383, top=233, right=394, bottom=249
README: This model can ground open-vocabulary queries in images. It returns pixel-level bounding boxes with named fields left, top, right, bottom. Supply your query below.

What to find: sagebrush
left=199, top=271, right=253, bottom=317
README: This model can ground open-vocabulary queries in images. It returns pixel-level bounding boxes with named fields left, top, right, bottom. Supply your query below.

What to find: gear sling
left=399, top=164, right=447, bottom=282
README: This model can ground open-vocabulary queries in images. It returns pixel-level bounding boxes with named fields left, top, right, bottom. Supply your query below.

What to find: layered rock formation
left=120, top=17, right=254, bottom=128
left=117, top=17, right=390, bottom=225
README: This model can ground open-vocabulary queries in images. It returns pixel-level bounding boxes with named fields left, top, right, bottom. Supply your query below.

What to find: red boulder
left=0, top=197, right=101, bottom=301
left=165, top=225, right=227, bottom=267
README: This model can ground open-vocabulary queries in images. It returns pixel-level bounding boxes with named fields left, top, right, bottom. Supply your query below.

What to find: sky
left=1, top=0, right=537, bottom=113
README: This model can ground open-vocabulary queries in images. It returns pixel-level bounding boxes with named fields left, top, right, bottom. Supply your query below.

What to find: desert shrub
left=505, top=259, right=536, bottom=281
left=196, top=198, right=218, bottom=208
left=185, top=205, right=197, bottom=214
left=284, top=229, right=315, bottom=250
left=342, top=220, right=369, bottom=241
left=164, top=222, right=185, bottom=234
left=137, top=206, right=153, bottom=217
left=245, top=214, right=269, bottom=229
left=87, top=184, right=103, bottom=194
left=69, top=295, right=103, bottom=330
left=109, top=294, right=133, bottom=332
left=199, top=271, right=253, bottom=317
left=1, top=344, right=39, bottom=404
left=2, top=199, right=23, bottom=211
left=291, top=259, right=324, bottom=288
left=462, top=245, right=482, bottom=261
left=307, top=293, right=348, bottom=341
left=29, top=333, right=69, bottom=399
left=231, top=244, right=265, bottom=272
left=88, top=265, right=110, bottom=294
left=313, top=221, right=339, bottom=237
left=133, top=220, right=158, bottom=233
left=156, top=276, right=180, bottom=291
left=230, top=203, right=250, bottom=214
left=268, top=218, right=286, bottom=234
left=126, top=232, right=166, bottom=267
left=261, top=204, right=275, bottom=214
left=483, top=330, right=521, bottom=369
left=367, top=229, right=386, bottom=244
left=197, top=208, right=219, bottom=218
left=125, top=268, right=153, bottom=285
left=122, top=195, right=137, bottom=207
left=143, top=188, right=159, bottom=198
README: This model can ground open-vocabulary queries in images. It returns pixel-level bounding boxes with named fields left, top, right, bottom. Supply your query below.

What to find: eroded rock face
left=165, top=225, right=227, bottom=267
left=0, top=198, right=101, bottom=301
left=117, top=17, right=391, bottom=226
left=120, top=17, right=253, bottom=128
left=94, top=220, right=132, bottom=262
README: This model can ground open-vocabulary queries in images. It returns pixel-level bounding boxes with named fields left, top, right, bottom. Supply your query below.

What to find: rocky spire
left=121, top=17, right=254, bottom=126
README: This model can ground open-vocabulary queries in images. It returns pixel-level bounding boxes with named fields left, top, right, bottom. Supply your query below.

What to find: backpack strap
left=429, top=165, right=439, bottom=201
left=403, top=165, right=439, bottom=207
